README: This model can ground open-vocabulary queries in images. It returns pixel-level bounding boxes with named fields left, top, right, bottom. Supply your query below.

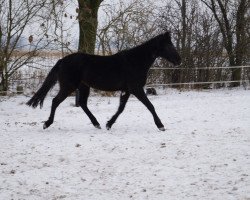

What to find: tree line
left=0, top=0, right=249, bottom=93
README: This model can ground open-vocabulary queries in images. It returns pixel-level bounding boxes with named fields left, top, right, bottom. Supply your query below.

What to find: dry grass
left=11, top=50, right=71, bottom=59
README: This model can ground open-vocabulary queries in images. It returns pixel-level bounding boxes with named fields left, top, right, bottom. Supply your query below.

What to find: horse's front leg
left=131, top=87, right=165, bottom=131
left=106, top=91, right=130, bottom=130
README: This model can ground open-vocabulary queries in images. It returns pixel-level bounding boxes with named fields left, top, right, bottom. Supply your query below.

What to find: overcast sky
left=20, top=0, right=166, bottom=50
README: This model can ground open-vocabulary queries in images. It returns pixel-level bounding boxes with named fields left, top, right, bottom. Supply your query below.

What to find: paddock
left=0, top=89, right=249, bottom=199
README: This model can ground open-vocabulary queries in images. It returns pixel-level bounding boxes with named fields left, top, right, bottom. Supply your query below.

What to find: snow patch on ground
left=0, top=89, right=250, bottom=199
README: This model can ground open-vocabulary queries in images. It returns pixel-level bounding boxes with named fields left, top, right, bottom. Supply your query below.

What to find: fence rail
left=1, top=65, right=250, bottom=95
left=147, top=80, right=249, bottom=87
left=146, top=65, right=250, bottom=88
left=150, top=65, right=250, bottom=70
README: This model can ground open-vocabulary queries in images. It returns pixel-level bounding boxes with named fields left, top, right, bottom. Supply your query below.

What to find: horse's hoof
left=106, top=124, right=111, bottom=130
left=95, top=124, right=101, bottom=129
left=159, top=126, right=165, bottom=131
left=43, top=123, right=48, bottom=129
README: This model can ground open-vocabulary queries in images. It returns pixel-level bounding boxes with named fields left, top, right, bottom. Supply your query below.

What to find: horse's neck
left=130, top=41, right=157, bottom=67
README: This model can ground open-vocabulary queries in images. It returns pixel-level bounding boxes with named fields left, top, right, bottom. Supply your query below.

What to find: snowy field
left=0, top=89, right=250, bottom=200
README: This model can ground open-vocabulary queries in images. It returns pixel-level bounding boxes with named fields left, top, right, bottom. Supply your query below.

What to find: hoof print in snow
left=161, top=143, right=166, bottom=148
left=1, top=162, right=7, bottom=166
left=75, top=143, right=81, bottom=147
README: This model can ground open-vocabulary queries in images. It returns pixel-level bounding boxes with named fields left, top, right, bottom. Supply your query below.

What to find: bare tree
left=96, top=0, right=159, bottom=55
left=201, top=0, right=249, bottom=86
left=0, top=0, right=53, bottom=93
left=50, top=0, right=78, bottom=56
left=158, top=0, right=232, bottom=88
left=77, top=0, right=103, bottom=54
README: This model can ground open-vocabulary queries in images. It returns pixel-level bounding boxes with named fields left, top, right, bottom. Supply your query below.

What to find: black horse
left=27, top=32, right=181, bottom=131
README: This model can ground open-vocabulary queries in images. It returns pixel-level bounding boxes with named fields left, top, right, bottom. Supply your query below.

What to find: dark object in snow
left=161, top=143, right=166, bottom=148
left=75, top=143, right=81, bottom=147
left=16, top=86, right=23, bottom=94
left=146, top=87, right=157, bottom=95
left=26, top=32, right=181, bottom=131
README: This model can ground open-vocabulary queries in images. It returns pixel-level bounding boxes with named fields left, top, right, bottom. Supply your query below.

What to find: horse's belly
left=82, top=76, right=125, bottom=91
left=81, top=65, right=126, bottom=91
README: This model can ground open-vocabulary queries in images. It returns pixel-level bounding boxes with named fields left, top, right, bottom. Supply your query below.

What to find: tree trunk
left=231, top=0, right=247, bottom=87
left=0, top=64, right=8, bottom=95
left=77, top=0, right=103, bottom=54
left=76, top=0, right=102, bottom=105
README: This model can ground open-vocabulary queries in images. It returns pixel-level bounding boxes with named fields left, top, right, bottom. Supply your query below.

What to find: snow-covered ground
left=0, top=89, right=250, bottom=200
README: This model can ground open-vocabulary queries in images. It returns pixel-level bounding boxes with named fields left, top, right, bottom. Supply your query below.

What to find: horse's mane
left=117, top=34, right=164, bottom=56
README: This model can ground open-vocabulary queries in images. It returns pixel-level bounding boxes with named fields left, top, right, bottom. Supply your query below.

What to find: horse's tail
left=26, top=59, right=62, bottom=108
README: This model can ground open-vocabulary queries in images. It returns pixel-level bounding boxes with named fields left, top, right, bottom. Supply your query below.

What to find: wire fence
left=146, top=65, right=250, bottom=89
left=1, top=65, right=250, bottom=96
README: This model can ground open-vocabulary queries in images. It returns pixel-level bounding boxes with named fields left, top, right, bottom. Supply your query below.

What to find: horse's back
left=59, top=53, right=126, bottom=91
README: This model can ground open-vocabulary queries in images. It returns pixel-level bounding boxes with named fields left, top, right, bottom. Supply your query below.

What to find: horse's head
left=156, top=32, right=181, bottom=66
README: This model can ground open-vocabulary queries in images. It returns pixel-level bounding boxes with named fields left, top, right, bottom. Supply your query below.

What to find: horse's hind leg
left=106, top=91, right=130, bottom=130
left=43, top=88, right=72, bottom=129
left=131, top=88, right=165, bottom=131
left=78, top=84, right=101, bottom=129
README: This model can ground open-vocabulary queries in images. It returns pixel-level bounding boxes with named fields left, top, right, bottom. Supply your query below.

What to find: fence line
left=1, top=65, right=249, bottom=95
left=150, top=65, right=250, bottom=70
left=146, top=65, right=250, bottom=87
left=146, top=80, right=249, bottom=87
